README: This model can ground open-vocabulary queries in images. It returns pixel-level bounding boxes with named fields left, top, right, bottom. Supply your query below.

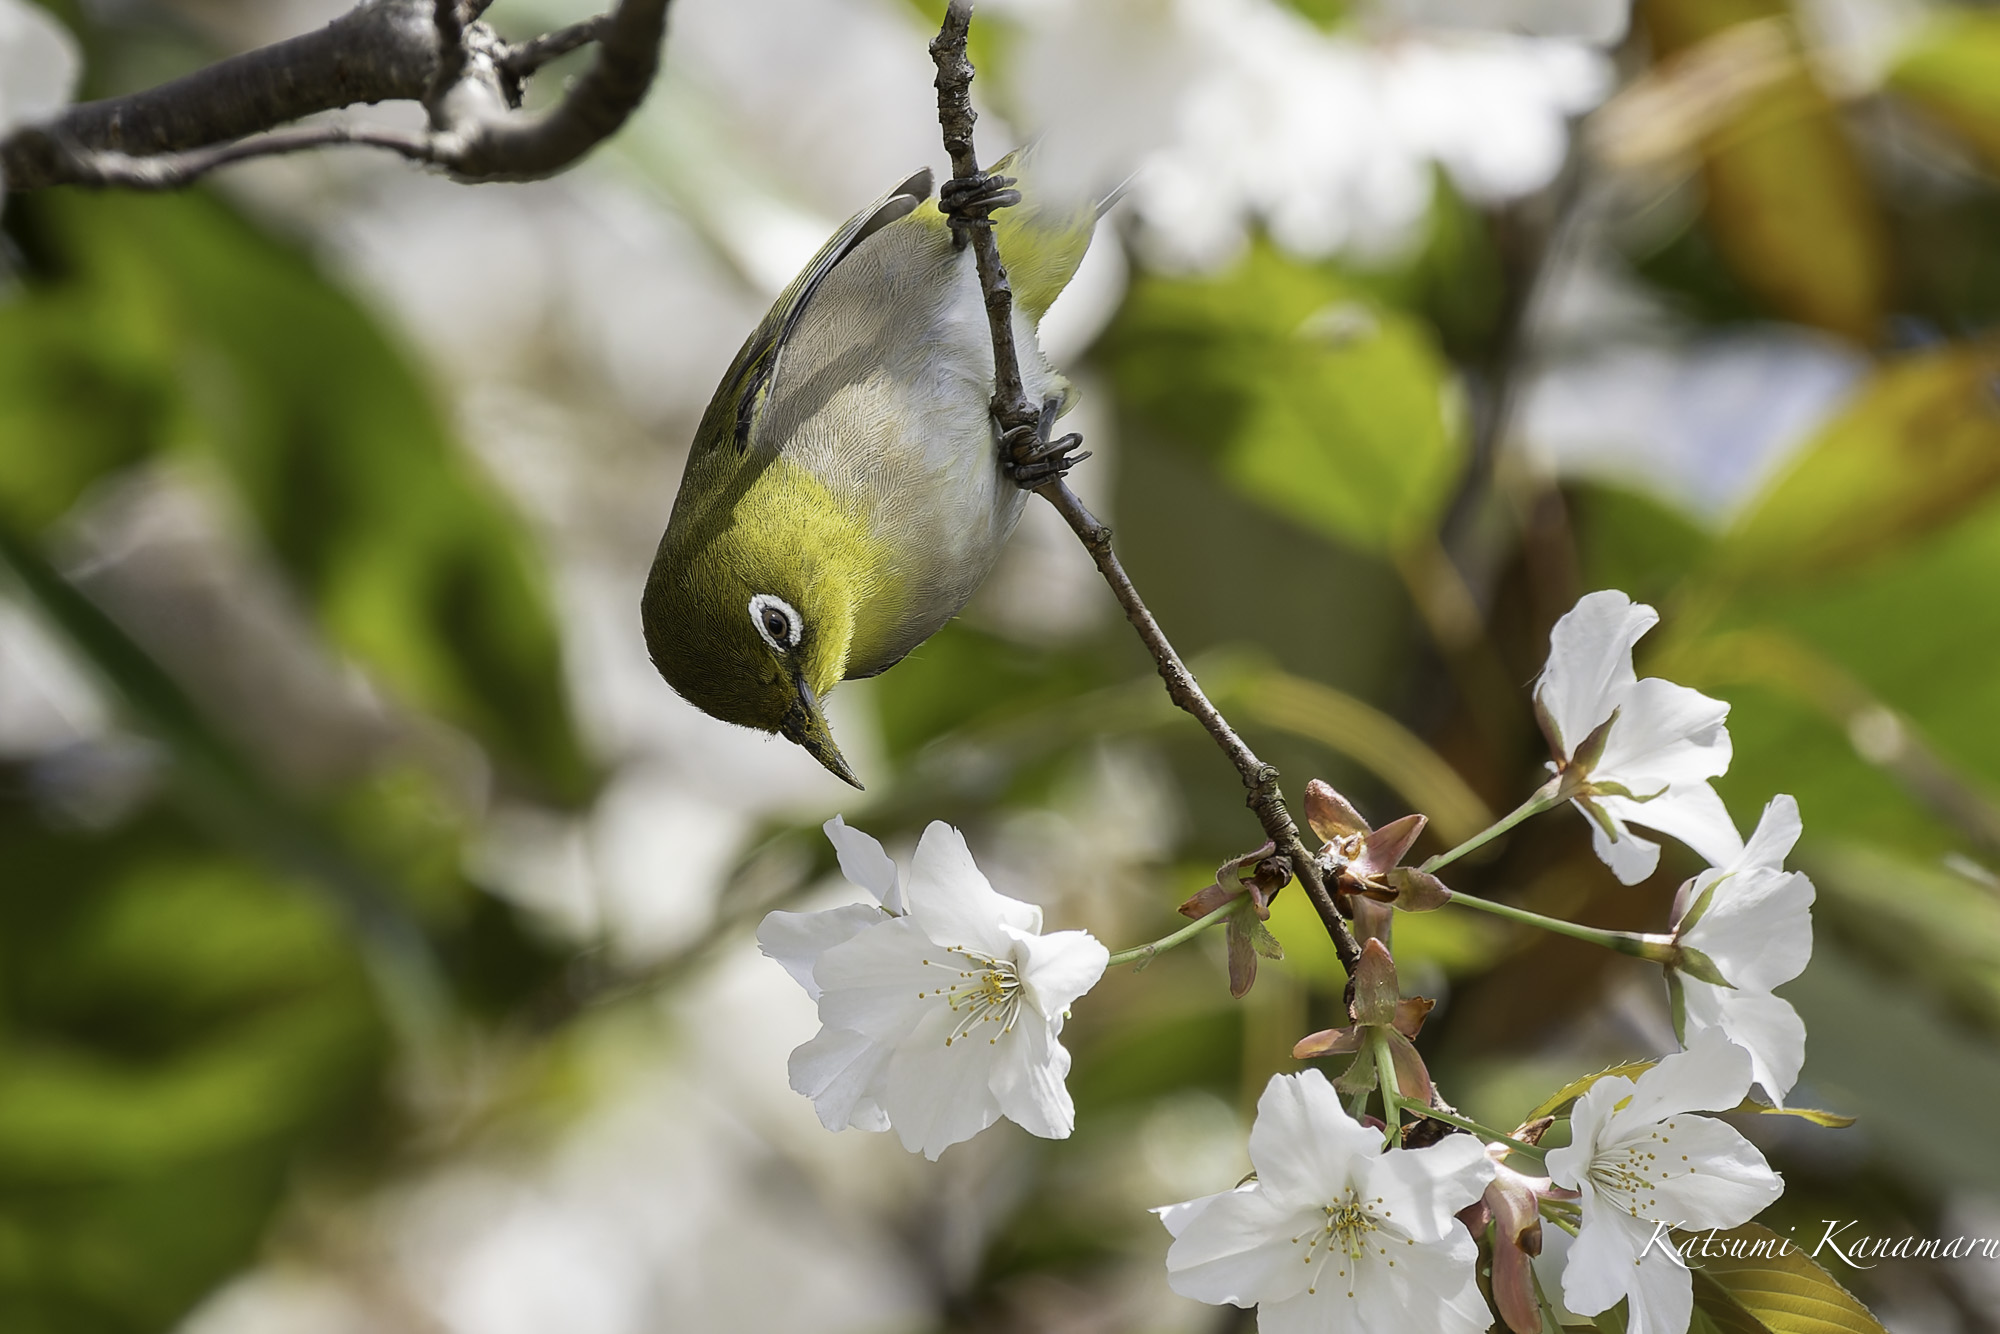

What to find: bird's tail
left=985, top=143, right=1107, bottom=321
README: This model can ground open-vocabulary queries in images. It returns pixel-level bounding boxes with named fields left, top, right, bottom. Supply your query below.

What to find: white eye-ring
left=748, top=593, right=802, bottom=653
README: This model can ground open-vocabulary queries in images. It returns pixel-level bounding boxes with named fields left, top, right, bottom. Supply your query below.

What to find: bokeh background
left=5, top=0, right=2000, bottom=1329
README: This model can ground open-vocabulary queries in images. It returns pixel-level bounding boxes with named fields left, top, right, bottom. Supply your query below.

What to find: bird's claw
left=941, top=171, right=1022, bottom=245
left=1002, top=396, right=1090, bottom=490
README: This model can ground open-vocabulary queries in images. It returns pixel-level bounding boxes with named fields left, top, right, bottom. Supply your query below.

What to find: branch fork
left=0, top=0, right=675, bottom=192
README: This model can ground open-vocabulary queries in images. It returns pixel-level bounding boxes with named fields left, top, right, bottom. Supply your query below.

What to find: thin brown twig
left=928, top=0, right=1361, bottom=980
left=19, top=123, right=444, bottom=190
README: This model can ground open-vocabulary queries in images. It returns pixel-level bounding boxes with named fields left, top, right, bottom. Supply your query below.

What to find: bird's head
left=642, top=471, right=866, bottom=788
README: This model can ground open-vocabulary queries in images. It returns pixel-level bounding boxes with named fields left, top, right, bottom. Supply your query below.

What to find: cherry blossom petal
left=882, top=1004, right=1004, bottom=1159
left=989, top=1016, right=1074, bottom=1140
left=1562, top=1200, right=1663, bottom=1316
left=1619, top=1025, right=1754, bottom=1125
left=813, top=917, right=938, bottom=1043
left=1682, top=983, right=1807, bottom=1106
left=1340, top=1223, right=1490, bottom=1334
left=1603, top=779, right=1745, bottom=871
left=1683, top=867, right=1814, bottom=993
left=1537, top=590, right=1655, bottom=754
left=757, top=903, right=886, bottom=1000
left=905, top=821, right=1041, bottom=954
left=0, top=0, right=79, bottom=133
left=1581, top=804, right=1663, bottom=885
left=1739, top=794, right=1803, bottom=871
left=1362, top=1132, right=1493, bottom=1246
left=1623, top=1237, right=1699, bottom=1334
left=1156, top=1189, right=1232, bottom=1241
left=1642, top=1114, right=1784, bottom=1228
left=788, top=1027, right=892, bottom=1132
left=824, top=815, right=904, bottom=913
left=1163, top=1185, right=1317, bottom=1308
left=1010, top=925, right=1110, bottom=1022
left=1595, top=676, right=1732, bottom=792
left=1245, top=1067, right=1376, bottom=1211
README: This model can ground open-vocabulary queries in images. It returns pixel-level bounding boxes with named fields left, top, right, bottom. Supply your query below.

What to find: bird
left=641, top=152, right=1105, bottom=788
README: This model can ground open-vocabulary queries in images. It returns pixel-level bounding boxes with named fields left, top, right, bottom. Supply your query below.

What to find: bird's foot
left=1001, top=396, right=1090, bottom=490
left=940, top=171, right=1021, bottom=247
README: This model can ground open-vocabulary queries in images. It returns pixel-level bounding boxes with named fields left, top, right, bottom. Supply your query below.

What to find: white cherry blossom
left=760, top=818, right=1108, bottom=1160
left=1158, top=1069, right=1495, bottom=1334
left=1544, top=1029, right=1784, bottom=1334
left=0, top=0, right=77, bottom=147
left=1536, top=589, right=1743, bottom=884
left=995, top=0, right=1612, bottom=270
left=1671, top=794, right=1815, bottom=1106
left=757, top=817, right=908, bottom=1134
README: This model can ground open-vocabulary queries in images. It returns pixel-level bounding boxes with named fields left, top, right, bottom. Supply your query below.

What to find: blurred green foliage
left=1105, top=243, right=1465, bottom=555
left=0, top=795, right=388, bottom=1334
left=1, top=191, right=589, bottom=803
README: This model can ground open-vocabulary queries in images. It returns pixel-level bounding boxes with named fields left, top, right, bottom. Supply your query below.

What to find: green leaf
left=1691, top=1289, right=1770, bottom=1334
left=1730, top=1099, right=1857, bottom=1128
left=0, top=795, right=390, bottom=1334
left=0, top=520, right=451, bottom=1046
left=1807, top=840, right=2000, bottom=1035
left=5, top=190, right=589, bottom=801
left=1888, top=12, right=2000, bottom=175
left=1678, top=944, right=1737, bottom=988
left=1104, top=243, right=1465, bottom=554
left=0, top=305, right=163, bottom=531
left=1682, top=1223, right=1890, bottom=1334
left=1710, top=345, right=2000, bottom=586
left=1640, top=2, right=1888, bottom=342
left=1527, top=1060, right=1659, bottom=1122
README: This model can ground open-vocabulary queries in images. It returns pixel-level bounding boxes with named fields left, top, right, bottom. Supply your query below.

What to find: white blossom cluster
left=995, top=0, right=1616, bottom=269
left=0, top=0, right=78, bottom=207
left=767, top=588, right=1816, bottom=1334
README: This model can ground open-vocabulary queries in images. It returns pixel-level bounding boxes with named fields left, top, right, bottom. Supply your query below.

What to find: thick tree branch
left=501, top=16, right=616, bottom=81
left=445, top=0, right=668, bottom=181
left=928, top=1, right=1362, bottom=979
left=0, top=0, right=673, bottom=192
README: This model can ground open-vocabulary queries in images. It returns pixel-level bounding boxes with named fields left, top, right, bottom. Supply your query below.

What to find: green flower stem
left=1420, top=782, right=1563, bottom=875
left=1373, top=1027, right=1401, bottom=1145
left=1390, top=1097, right=1546, bottom=1160
left=1107, top=900, right=1236, bottom=968
left=1442, top=889, right=1674, bottom=963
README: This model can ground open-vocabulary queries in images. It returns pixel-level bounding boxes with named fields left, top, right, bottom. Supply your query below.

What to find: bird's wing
left=708, top=169, right=935, bottom=457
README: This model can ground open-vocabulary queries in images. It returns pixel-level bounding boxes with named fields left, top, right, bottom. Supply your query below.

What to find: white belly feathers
left=763, top=212, right=1064, bottom=676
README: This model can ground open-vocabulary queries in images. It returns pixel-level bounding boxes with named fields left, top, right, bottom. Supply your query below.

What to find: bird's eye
left=748, top=593, right=802, bottom=652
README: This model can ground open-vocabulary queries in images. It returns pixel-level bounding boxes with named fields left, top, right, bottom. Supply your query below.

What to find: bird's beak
left=781, top=675, right=863, bottom=789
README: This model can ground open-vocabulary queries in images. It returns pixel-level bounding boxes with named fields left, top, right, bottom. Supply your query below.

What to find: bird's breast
left=770, top=232, right=1064, bottom=679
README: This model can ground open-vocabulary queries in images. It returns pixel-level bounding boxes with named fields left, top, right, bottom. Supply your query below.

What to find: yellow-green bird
left=642, top=153, right=1104, bottom=787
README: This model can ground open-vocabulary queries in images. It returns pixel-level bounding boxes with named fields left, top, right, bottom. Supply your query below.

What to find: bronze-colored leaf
left=1293, top=1025, right=1365, bottom=1059
left=1305, top=778, right=1371, bottom=841
left=1350, top=938, right=1400, bottom=1027
left=1386, top=866, right=1452, bottom=912
left=1358, top=812, right=1427, bottom=876
left=1640, top=2, right=1888, bottom=343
